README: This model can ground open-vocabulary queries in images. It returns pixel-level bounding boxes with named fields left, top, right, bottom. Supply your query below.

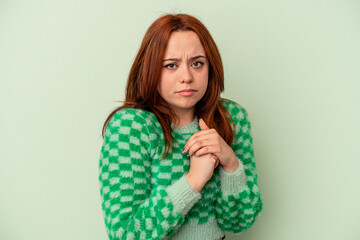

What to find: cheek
left=158, top=73, right=172, bottom=96
left=157, top=82, right=165, bottom=98
left=198, top=71, right=209, bottom=96
left=200, top=70, right=209, bottom=88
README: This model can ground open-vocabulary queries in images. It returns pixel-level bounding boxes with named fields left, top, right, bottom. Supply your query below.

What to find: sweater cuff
left=166, top=174, right=202, bottom=217
left=219, top=159, right=247, bottom=195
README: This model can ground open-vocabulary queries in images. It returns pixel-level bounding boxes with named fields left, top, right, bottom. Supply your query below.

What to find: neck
left=172, top=108, right=195, bottom=127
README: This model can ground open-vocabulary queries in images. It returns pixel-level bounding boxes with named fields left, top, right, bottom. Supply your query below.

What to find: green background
left=1, top=0, right=359, bottom=239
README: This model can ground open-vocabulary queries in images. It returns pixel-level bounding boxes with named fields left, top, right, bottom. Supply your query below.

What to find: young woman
left=98, top=14, right=263, bottom=240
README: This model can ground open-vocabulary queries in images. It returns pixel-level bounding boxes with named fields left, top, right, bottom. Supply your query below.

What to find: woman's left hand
left=183, top=119, right=239, bottom=172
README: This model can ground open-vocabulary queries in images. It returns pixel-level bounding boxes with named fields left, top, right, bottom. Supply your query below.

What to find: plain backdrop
left=1, top=0, right=359, bottom=239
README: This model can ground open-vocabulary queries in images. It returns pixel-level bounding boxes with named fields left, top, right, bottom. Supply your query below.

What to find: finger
left=214, top=157, right=220, bottom=168
left=187, top=138, right=219, bottom=156
left=199, top=118, right=209, bottom=130
left=211, top=154, right=219, bottom=168
left=184, top=129, right=217, bottom=152
left=191, top=144, right=221, bottom=159
left=185, top=134, right=211, bottom=154
left=187, top=140, right=210, bottom=156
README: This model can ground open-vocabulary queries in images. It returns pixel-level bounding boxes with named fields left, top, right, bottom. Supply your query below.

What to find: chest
left=148, top=128, right=221, bottom=201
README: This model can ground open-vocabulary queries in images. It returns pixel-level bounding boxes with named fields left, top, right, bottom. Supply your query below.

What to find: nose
left=180, top=65, right=193, bottom=83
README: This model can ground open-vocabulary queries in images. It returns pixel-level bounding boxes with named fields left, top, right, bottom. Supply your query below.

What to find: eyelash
left=164, top=63, right=177, bottom=69
left=163, top=61, right=205, bottom=69
left=192, top=61, right=204, bottom=68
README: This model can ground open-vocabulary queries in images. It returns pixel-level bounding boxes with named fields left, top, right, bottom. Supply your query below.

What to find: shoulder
left=106, top=107, right=159, bottom=136
left=220, top=99, right=253, bottom=144
left=105, top=108, right=162, bottom=157
left=220, top=98, right=248, bottom=122
left=112, top=107, right=156, bottom=123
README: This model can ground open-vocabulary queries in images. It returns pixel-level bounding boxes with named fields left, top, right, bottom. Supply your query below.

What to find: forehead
left=163, top=31, right=206, bottom=57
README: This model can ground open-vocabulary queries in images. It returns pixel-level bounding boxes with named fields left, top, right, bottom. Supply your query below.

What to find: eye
left=192, top=61, right=204, bottom=68
left=164, top=63, right=177, bottom=69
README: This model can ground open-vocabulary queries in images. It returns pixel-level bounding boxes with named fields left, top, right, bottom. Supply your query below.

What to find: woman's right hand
left=186, top=153, right=219, bottom=193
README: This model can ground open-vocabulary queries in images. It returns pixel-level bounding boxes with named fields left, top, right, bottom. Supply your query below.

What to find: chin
left=178, top=101, right=198, bottom=109
left=172, top=103, right=196, bottom=111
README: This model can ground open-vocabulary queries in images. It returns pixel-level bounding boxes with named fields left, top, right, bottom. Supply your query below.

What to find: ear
left=199, top=118, right=209, bottom=130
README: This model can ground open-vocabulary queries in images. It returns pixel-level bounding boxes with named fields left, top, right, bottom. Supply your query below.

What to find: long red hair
left=102, top=13, right=235, bottom=157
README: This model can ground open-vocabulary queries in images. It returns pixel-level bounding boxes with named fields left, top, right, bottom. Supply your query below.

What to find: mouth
left=176, top=89, right=197, bottom=96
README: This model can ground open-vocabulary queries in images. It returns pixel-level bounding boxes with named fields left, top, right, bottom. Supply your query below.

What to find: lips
left=177, top=89, right=196, bottom=93
left=176, top=89, right=197, bottom=96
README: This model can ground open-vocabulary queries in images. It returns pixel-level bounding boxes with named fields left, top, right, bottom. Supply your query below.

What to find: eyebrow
left=163, top=55, right=207, bottom=62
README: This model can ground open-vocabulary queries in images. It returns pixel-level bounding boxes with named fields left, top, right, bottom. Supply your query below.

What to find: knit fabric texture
left=98, top=99, right=263, bottom=240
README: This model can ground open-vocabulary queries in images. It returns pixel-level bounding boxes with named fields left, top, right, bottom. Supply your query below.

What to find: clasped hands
left=183, top=118, right=239, bottom=172
left=184, top=118, right=239, bottom=193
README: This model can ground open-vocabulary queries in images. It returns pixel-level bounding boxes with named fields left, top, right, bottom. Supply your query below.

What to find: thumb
left=199, top=118, right=209, bottom=130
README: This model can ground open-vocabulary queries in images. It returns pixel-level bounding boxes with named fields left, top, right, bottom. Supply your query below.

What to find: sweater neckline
left=171, top=117, right=199, bottom=134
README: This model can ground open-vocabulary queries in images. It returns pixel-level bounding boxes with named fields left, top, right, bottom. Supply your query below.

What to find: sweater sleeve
left=215, top=103, right=263, bottom=233
left=98, top=109, right=201, bottom=240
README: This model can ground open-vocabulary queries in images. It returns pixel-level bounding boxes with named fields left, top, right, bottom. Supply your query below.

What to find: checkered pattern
left=98, top=100, right=263, bottom=240
left=214, top=101, right=263, bottom=232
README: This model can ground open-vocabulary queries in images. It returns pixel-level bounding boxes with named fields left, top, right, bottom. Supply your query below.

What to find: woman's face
left=158, top=30, right=209, bottom=117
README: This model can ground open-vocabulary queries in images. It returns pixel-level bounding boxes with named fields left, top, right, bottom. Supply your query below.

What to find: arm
left=99, top=110, right=201, bottom=240
left=215, top=105, right=263, bottom=233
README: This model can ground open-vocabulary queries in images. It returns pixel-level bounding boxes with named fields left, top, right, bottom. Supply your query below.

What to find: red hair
left=102, top=13, right=235, bottom=157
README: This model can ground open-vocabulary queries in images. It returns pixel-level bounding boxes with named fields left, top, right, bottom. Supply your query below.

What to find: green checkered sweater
left=98, top=99, right=263, bottom=240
